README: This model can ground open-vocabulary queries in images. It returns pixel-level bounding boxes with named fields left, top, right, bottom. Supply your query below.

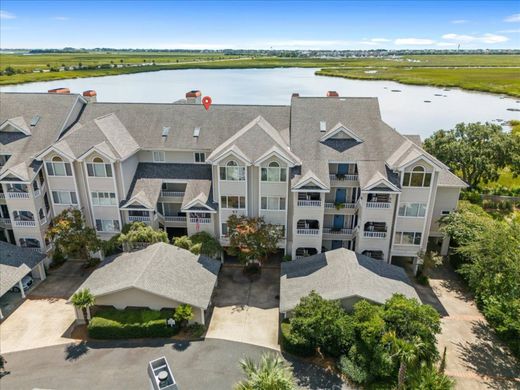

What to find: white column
left=39, top=262, right=47, bottom=281
left=200, top=308, right=205, bottom=325
left=440, top=236, right=450, bottom=256
left=0, top=307, right=4, bottom=320
left=19, top=280, right=26, bottom=298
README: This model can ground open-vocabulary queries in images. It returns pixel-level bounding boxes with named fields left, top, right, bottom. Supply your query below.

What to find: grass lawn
left=316, top=67, right=520, bottom=97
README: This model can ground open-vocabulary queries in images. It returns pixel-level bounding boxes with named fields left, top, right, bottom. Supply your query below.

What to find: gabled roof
left=121, top=178, right=163, bottom=209
left=437, top=170, right=468, bottom=188
left=291, top=168, right=329, bottom=191
left=357, top=161, right=401, bottom=192
left=75, top=243, right=221, bottom=309
left=280, top=248, right=419, bottom=313
left=320, top=122, right=363, bottom=143
left=0, top=117, right=31, bottom=136
left=181, top=180, right=216, bottom=212
left=93, top=113, right=140, bottom=160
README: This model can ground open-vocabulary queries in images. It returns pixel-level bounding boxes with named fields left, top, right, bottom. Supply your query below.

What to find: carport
left=0, top=241, right=47, bottom=319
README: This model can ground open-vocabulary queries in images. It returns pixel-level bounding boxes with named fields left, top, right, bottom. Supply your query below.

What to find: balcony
left=297, top=200, right=322, bottom=207
left=128, top=215, right=151, bottom=222
left=366, top=202, right=391, bottom=209
left=329, top=174, right=359, bottom=186
left=296, top=228, right=320, bottom=236
left=7, top=192, right=30, bottom=199
left=13, top=220, right=36, bottom=227
left=323, top=227, right=353, bottom=235
left=164, top=216, right=187, bottom=224
left=189, top=217, right=211, bottom=224
left=0, top=218, right=11, bottom=226
left=363, top=231, right=387, bottom=238
left=324, top=202, right=357, bottom=214
left=160, top=191, right=185, bottom=199
left=0, top=193, right=5, bottom=199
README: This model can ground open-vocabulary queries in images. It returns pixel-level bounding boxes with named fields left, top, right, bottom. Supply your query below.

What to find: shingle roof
left=438, top=170, right=468, bottom=187
left=75, top=243, right=221, bottom=309
left=181, top=180, right=214, bottom=210
left=0, top=241, right=46, bottom=296
left=280, top=248, right=419, bottom=313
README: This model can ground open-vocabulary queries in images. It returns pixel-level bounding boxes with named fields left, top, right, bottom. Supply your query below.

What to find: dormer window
left=46, top=156, right=72, bottom=177
left=403, top=165, right=432, bottom=187
left=261, top=161, right=287, bottom=182
left=220, top=160, right=245, bottom=181
left=87, top=157, right=112, bottom=177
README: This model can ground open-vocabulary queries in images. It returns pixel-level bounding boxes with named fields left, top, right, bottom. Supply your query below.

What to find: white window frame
left=194, top=152, right=206, bottom=163
left=52, top=190, right=78, bottom=205
left=220, top=195, right=246, bottom=209
left=219, top=160, right=246, bottom=181
left=87, top=158, right=112, bottom=178
left=153, top=151, right=165, bottom=162
left=91, top=191, right=117, bottom=206
left=46, top=156, right=72, bottom=177
left=261, top=161, right=287, bottom=182
left=95, top=219, right=120, bottom=233
left=260, top=196, right=286, bottom=211
left=394, top=231, right=422, bottom=246
left=402, top=165, right=432, bottom=187
left=398, top=202, right=427, bottom=218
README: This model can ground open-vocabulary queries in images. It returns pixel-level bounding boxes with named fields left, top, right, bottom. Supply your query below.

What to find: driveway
left=0, top=339, right=349, bottom=390
left=206, top=266, right=280, bottom=350
left=415, top=263, right=520, bottom=389
left=0, top=260, right=91, bottom=354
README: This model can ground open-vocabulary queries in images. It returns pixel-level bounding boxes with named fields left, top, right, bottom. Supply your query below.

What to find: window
left=91, top=192, right=117, bottom=206
left=261, top=161, right=287, bottom=182
left=394, top=231, right=422, bottom=245
left=441, top=210, right=451, bottom=215
left=46, top=156, right=72, bottom=177
left=221, top=223, right=228, bottom=236
left=220, top=160, right=246, bottom=181
left=398, top=203, right=427, bottom=217
left=261, top=196, right=286, bottom=211
left=153, top=151, right=165, bottom=162
left=402, top=166, right=432, bottom=187
left=43, top=193, right=50, bottom=213
left=220, top=195, right=246, bottom=209
left=87, top=158, right=112, bottom=177
left=19, top=238, right=40, bottom=248
left=38, top=208, right=45, bottom=220
left=194, top=152, right=206, bottom=163
left=52, top=191, right=78, bottom=205
left=95, top=219, right=120, bottom=232
left=7, top=183, right=28, bottom=193
left=13, top=210, right=34, bottom=221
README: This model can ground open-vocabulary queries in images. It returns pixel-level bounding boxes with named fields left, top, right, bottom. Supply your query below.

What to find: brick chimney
left=82, top=90, right=97, bottom=103
left=186, top=90, right=202, bottom=104
left=48, top=87, right=70, bottom=94
left=326, top=91, right=339, bottom=97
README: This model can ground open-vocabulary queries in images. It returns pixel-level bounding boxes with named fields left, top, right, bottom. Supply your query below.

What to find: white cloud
left=394, top=38, right=435, bottom=45
left=498, top=29, right=520, bottom=33
left=504, top=13, right=520, bottom=22
left=53, top=16, right=69, bottom=21
left=451, top=19, right=468, bottom=24
left=436, top=42, right=457, bottom=47
left=442, top=33, right=509, bottom=44
left=0, top=10, right=15, bottom=19
left=370, top=38, right=391, bottom=43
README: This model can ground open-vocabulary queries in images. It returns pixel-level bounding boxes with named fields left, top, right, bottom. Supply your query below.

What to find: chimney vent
left=48, top=87, right=70, bottom=94
left=83, top=90, right=97, bottom=102
left=186, top=90, right=202, bottom=104
left=326, top=91, right=339, bottom=97
left=292, top=93, right=299, bottom=98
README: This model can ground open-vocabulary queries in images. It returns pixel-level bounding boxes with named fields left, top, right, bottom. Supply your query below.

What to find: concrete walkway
left=206, top=266, right=280, bottom=350
left=416, top=263, right=520, bottom=390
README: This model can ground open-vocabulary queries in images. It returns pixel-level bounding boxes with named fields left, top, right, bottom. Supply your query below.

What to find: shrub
left=50, top=247, right=66, bottom=268
left=459, top=190, right=481, bottom=204
left=101, top=234, right=122, bottom=256
left=282, top=255, right=292, bottom=262
left=416, top=272, right=429, bottom=286
left=83, top=257, right=100, bottom=269
left=186, top=323, right=205, bottom=338
left=88, top=308, right=179, bottom=339
left=172, top=235, right=192, bottom=250
left=190, top=231, right=221, bottom=258
left=173, top=304, right=193, bottom=327
left=280, top=320, right=314, bottom=357
left=338, top=355, right=369, bottom=384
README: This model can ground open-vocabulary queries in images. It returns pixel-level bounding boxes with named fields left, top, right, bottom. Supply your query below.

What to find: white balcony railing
left=329, top=174, right=359, bottom=182
left=128, top=215, right=151, bottom=222
left=323, top=227, right=353, bottom=235
left=363, top=231, right=387, bottom=238
left=190, top=217, right=211, bottom=224
left=161, top=191, right=185, bottom=198
left=297, top=200, right=322, bottom=207
left=366, top=202, right=391, bottom=209
left=13, top=220, right=36, bottom=227
left=164, top=216, right=187, bottom=223
left=7, top=192, right=30, bottom=199
left=324, top=202, right=356, bottom=209
left=0, top=193, right=5, bottom=199
left=296, top=228, right=320, bottom=236
left=0, top=218, right=11, bottom=226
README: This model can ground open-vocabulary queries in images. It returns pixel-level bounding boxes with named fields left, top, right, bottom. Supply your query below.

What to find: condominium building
left=0, top=90, right=466, bottom=269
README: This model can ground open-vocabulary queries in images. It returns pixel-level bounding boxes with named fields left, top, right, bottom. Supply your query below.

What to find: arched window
left=46, top=155, right=71, bottom=176
left=262, top=160, right=287, bottom=182
left=87, top=157, right=112, bottom=177
left=403, top=165, right=432, bottom=187
left=220, top=160, right=245, bottom=181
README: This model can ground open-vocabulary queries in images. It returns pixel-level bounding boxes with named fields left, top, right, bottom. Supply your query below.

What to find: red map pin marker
left=202, top=96, right=212, bottom=110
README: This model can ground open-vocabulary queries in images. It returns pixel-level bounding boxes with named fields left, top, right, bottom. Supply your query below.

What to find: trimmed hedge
left=88, top=308, right=179, bottom=339
left=280, top=320, right=314, bottom=357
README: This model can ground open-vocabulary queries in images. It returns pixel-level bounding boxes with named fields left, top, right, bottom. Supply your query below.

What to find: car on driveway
left=10, top=275, right=33, bottom=292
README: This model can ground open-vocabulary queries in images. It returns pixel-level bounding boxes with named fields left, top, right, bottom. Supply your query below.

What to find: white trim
left=0, top=118, right=31, bottom=136
left=254, top=147, right=299, bottom=167
left=208, top=148, right=252, bottom=166
left=320, top=123, right=363, bottom=143
left=77, top=146, right=116, bottom=163
left=35, top=145, right=75, bottom=161
left=82, top=162, right=96, bottom=228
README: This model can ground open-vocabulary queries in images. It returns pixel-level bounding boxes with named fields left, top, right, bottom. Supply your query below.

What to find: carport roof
left=75, top=243, right=221, bottom=310
left=0, top=241, right=46, bottom=296
left=280, top=248, right=419, bottom=313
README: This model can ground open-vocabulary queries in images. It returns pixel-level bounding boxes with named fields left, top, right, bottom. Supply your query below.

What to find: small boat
left=507, top=108, right=520, bottom=112
left=434, top=94, right=443, bottom=96
left=424, top=100, right=431, bottom=103
left=391, top=89, right=402, bottom=92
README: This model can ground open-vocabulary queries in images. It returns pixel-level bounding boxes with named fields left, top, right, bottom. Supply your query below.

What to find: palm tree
left=235, top=353, right=296, bottom=390
left=408, top=361, right=455, bottom=390
left=71, top=288, right=95, bottom=325
left=383, top=331, right=424, bottom=390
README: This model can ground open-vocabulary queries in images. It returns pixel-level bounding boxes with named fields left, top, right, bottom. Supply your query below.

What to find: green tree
left=173, top=304, right=193, bottom=328
left=172, top=235, right=193, bottom=251
left=4, top=66, right=16, bottom=76
left=190, top=231, right=221, bottom=258
left=118, top=222, right=167, bottom=249
left=383, top=331, right=424, bottom=389
left=235, top=353, right=296, bottom=390
left=407, top=361, right=455, bottom=390
left=424, top=122, right=512, bottom=188
left=46, top=208, right=100, bottom=261
left=71, top=288, right=95, bottom=325
left=226, top=215, right=284, bottom=266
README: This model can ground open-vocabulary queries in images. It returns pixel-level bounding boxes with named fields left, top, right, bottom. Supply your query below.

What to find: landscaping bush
left=459, top=190, right=481, bottom=204
left=88, top=308, right=179, bottom=339
left=101, top=234, right=122, bottom=256
left=50, top=247, right=66, bottom=268
left=186, top=323, right=205, bottom=338
left=280, top=320, right=314, bottom=357
left=173, top=304, right=193, bottom=327
left=338, top=355, right=369, bottom=384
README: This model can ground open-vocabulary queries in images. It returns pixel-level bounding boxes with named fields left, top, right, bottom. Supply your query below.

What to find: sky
left=0, top=1, right=519, bottom=50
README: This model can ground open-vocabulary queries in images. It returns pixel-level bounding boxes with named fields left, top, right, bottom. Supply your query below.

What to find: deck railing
left=296, top=228, right=320, bottom=235
left=366, top=202, right=391, bottom=209
left=324, top=202, right=356, bottom=209
left=0, top=218, right=11, bottom=226
left=7, top=192, right=30, bottom=199
left=323, top=227, right=353, bottom=235
left=363, top=231, right=387, bottom=238
left=297, top=200, right=322, bottom=207
left=164, top=216, right=187, bottom=223
left=13, top=220, right=36, bottom=227
left=128, top=215, right=151, bottom=222
left=161, top=191, right=185, bottom=198
left=329, top=174, right=359, bottom=182
left=189, top=217, right=211, bottom=224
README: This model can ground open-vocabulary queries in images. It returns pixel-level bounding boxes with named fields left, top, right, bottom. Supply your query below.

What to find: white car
left=10, top=275, right=33, bottom=292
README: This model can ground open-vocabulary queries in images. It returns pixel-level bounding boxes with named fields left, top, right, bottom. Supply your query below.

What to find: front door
left=333, top=215, right=344, bottom=230
left=335, top=188, right=346, bottom=203
left=331, top=240, right=342, bottom=250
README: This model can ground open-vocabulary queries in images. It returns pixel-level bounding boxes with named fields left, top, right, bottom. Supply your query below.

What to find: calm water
left=2, top=68, right=519, bottom=138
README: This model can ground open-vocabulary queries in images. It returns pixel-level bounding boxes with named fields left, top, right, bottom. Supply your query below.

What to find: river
left=2, top=68, right=518, bottom=138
